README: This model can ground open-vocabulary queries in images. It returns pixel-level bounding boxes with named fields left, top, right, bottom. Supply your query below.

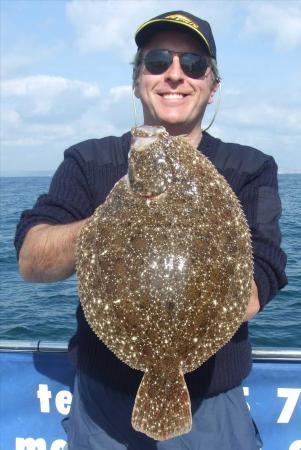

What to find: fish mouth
left=140, top=191, right=167, bottom=202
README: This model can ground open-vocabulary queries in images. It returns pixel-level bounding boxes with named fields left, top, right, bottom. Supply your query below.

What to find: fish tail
left=131, top=367, right=192, bottom=440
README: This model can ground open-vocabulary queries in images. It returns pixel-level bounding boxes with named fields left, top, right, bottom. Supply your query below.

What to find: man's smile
left=160, top=92, right=187, bottom=99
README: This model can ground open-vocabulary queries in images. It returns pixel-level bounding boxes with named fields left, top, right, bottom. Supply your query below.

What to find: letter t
left=37, top=384, right=52, bottom=413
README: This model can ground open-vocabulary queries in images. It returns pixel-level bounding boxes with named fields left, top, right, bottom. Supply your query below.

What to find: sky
left=1, top=0, right=301, bottom=175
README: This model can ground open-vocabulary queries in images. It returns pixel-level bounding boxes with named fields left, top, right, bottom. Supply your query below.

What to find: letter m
left=16, top=437, right=46, bottom=450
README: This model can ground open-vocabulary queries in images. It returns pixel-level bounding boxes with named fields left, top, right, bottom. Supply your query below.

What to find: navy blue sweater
left=15, top=131, right=287, bottom=397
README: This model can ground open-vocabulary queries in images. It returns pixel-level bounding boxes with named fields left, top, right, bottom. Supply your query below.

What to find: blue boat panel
left=245, top=361, right=301, bottom=450
left=0, top=351, right=300, bottom=450
left=1, top=351, right=74, bottom=450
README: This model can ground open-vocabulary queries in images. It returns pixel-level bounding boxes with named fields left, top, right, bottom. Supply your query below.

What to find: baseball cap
left=135, top=11, right=216, bottom=59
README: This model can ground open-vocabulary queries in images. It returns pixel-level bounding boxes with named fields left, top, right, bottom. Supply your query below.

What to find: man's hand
left=243, top=279, right=260, bottom=321
left=19, top=219, right=88, bottom=283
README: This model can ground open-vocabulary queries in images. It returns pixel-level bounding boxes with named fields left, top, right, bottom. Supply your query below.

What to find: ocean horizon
left=2, top=171, right=301, bottom=177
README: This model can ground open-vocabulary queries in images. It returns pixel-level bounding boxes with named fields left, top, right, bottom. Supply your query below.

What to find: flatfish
left=76, top=126, right=253, bottom=440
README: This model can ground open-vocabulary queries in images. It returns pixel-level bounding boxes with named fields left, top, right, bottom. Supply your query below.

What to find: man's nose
left=164, top=55, right=184, bottom=81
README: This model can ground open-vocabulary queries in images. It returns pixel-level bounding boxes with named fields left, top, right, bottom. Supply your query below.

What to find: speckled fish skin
left=76, top=126, right=253, bottom=441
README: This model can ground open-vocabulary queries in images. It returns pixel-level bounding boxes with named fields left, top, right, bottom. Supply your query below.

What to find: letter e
left=55, top=390, right=72, bottom=415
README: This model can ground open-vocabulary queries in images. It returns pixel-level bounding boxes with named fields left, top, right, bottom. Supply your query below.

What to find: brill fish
left=76, top=126, right=253, bottom=440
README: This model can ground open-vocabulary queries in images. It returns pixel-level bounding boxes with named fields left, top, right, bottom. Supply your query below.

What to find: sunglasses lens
left=144, top=50, right=172, bottom=75
left=144, top=50, right=208, bottom=78
left=181, top=54, right=208, bottom=78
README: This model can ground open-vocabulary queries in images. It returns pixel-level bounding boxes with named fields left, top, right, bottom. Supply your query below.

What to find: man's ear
left=208, top=82, right=220, bottom=105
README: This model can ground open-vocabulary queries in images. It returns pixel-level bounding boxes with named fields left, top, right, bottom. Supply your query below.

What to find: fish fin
left=131, top=367, right=192, bottom=440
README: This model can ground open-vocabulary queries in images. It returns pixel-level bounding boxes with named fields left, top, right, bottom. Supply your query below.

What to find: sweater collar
left=198, top=131, right=221, bottom=163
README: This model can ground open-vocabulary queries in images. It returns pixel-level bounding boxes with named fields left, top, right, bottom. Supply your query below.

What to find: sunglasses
left=143, top=49, right=209, bottom=79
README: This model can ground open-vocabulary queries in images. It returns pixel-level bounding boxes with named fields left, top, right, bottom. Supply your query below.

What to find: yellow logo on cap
left=165, top=14, right=199, bottom=30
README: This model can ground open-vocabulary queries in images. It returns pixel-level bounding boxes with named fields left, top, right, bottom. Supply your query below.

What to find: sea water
left=0, top=175, right=300, bottom=347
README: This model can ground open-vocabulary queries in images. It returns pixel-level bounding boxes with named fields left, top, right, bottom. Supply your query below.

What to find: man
left=15, top=10, right=287, bottom=450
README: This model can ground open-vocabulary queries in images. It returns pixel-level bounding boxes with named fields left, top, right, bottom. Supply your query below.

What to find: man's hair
left=132, top=49, right=221, bottom=87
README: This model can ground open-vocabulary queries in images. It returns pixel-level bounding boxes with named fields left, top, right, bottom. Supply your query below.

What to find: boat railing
left=0, top=339, right=301, bottom=361
left=0, top=339, right=68, bottom=352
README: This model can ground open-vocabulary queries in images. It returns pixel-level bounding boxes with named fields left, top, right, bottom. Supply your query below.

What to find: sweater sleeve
left=14, top=148, right=94, bottom=258
left=239, top=156, right=288, bottom=310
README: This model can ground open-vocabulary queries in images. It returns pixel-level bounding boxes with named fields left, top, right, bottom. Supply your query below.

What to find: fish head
left=128, top=126, right=174, bottom=198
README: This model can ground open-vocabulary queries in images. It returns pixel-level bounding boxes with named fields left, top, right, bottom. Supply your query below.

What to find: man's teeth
left=162, top=93, right=184, bottom=99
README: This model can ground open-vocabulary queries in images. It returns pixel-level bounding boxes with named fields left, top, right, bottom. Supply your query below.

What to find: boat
left=0, top=340, right=300, bottom=450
